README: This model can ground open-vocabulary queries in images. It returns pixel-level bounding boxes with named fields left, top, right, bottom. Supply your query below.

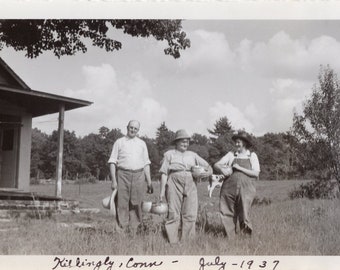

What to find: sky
left=2, top=20, right=340, bottom=138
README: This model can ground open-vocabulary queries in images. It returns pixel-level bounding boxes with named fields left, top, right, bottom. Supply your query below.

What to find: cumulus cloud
left=31, top=27, right=340, bottom=137
left=209, top=102, right=254, bottom=133
left=62, top=64, right=167, bottom=137
left=237, top=31, right=340, bottom=80
left=179, top=29, right=235, bottom=73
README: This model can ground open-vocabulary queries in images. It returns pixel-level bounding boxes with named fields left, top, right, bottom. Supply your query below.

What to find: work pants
left=165, top=171, right=198, bottom=244
left=117, top=169, right=145, bottom=230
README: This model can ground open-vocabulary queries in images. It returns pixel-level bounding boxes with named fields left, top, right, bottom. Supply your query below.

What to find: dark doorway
left=0, top=114, right=21, bottom=188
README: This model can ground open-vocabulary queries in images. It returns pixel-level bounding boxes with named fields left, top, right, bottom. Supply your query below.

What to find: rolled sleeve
left=143, top=142, right=151, bottom=167
left=215, top=151, right=234, bottom=167
left=195, top=153, right=210, bottom=169
left=108, top=141, right=119, bottom=164
left=159, top=152, right=170, bottom=175
left=250, top=152, right=260, bottom=172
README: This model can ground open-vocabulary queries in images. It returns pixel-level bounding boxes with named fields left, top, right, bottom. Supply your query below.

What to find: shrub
left=289, top=179, right=339, bottom=199
left=252, top=196, right=272, bottom=206
left=75, top=172, right=98, bottom=184
left=30, top=178, right=40, bottom=185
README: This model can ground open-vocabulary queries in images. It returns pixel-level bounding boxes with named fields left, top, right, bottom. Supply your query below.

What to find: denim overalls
left=219, top=153, right=256, bottom=237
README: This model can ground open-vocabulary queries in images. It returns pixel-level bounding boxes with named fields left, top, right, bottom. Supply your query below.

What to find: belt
left=118, top=167, right=144, bottom=173
left=169, top=169, right=191, bottom=174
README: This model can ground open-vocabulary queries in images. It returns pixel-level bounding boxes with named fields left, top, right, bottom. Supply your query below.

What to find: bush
left=289, top=179, right=339, bottom=199
left=30, top=178, right=40, bottom=185
left=75, top=173, right=98, bottom=184
left=252, top=196, right=272, bottom=206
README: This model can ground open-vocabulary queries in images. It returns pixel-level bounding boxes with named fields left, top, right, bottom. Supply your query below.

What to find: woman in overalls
left=159, top=129, right=212, bottom=244
left=214, top=130, right=260, bottom=238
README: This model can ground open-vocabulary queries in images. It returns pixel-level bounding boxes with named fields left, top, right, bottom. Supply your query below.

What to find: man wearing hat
left=214, top=130, right=260, bottom=238
left=108, top=120, right=153, bottom=233
left=159, top=129, right=212, bottom=244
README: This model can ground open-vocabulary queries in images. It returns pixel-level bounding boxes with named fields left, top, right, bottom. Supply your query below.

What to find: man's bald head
left=126, top=120, right=140, bottom=138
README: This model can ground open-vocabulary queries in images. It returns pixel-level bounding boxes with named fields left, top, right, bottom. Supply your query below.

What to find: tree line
left=31, top=66, right=340, bottom=187
left=30, top=118, right=312, bottom=182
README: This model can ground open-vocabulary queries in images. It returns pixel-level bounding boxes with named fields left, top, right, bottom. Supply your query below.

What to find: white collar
left=235, top=149, right=251, bottom=157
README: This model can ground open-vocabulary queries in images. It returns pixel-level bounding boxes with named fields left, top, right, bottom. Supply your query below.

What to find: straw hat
left=172, top=129, right=191, bottom=144
left=232, top=130, right=252, bottom=147
left=102, top=189, right=117, bottom=216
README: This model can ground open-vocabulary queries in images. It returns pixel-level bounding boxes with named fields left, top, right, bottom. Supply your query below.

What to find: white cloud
left=269, top=78, right=312, bottom=99
left=27, top=27, right=340, bottom=137
left=236, top=31, right=340, bottom=80
left=258, top=78, right=313, bottom=133
left=179, top=30, right=235, bottom=73
left=244, top=103, right=266, bottom=127
left=35, top=64, right=167, bottom=137
left=209, top=101, right=254, bottom=132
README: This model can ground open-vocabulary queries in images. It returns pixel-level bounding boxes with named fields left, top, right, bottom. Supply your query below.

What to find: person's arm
left=214, top=152, right=233, bottom=176
left=232, top=163, right=259, bottom=178
left=144, top=164, right=152, bottom=186
left=144, top=164, right=153, bottom=194
left=110, top=163, right=117, bottom=190
left=159, top=173, right=168, bottom=201
left=108, top=141, right=119, bottom=190
left=195, top=154, right=212, bottom=176
left=142, top=141, right=153, bottom=193
left=232, top=152, right=260, bottom=179
left=158, top=151, right=170, bottom=200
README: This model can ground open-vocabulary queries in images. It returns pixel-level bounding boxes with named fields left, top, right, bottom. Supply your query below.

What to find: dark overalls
left=219, top=154, right=256, bottom=238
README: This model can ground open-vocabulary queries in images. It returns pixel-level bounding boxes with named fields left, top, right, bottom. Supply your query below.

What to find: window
left=2, top=129, right=14, bottom=151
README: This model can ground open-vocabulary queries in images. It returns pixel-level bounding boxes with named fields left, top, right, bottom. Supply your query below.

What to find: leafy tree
left=62, top=130, right=88, bottom=179
left=0, top=20, right=190, bottom=59
left=79, top=133, right=103, bottom=179
left=208, top=116, right=234, bottom=139
left=38, top=130, right=87, bottom=179
left=191, top=133, right=209, bottom=145
left=30, top=128, right=48, bottom=179
left=141, top=136, right=161, bottom=179
left=207, top=117, right=235, bottom=165
left=256, top=133, right=291, bottom=180
left=78, top=126, right=117, bottom=180
left=188, top=144, right=210, bottom=161
left=155, top=122, right=175, bottom=155
left=292, top=66, right=340, bottom=187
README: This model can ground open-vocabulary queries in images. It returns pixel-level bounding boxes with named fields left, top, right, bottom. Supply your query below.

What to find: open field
left=0, top=180, right=339, bottom=255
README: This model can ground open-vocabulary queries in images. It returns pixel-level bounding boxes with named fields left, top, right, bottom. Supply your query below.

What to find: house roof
left=0, top=85, right=92, bottom=117
left=0, top=57, right=92, bottom=117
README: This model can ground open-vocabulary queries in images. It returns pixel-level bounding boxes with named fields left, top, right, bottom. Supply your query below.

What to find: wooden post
left=55, top=104, right=65, bottom=198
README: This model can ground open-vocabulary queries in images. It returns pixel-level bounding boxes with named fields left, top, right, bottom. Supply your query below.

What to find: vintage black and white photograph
left=0, top=17, right=339, bottom=265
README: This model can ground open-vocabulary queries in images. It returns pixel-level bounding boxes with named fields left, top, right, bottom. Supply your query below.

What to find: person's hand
left=158, top=194, right=165, bottom=202
left=147, top=183, right=154, bottom=194
left=221, top=166, right=233, bottom=177
left=199, top=170, right=212, bottom=179
left=232, top=164, right=242, bottom=171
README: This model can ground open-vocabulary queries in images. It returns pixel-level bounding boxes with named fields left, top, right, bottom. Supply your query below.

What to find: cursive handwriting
left=199, top=256, right=226, bottom=270
left=52, top=256, right=114, bottom=270
left=125, top=257, right=163, bottom=268
left=51, top=256, right=164, bottom=270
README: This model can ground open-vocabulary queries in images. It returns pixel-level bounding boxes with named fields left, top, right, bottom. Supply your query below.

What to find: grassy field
left=0, top=179, right=339, bottom=255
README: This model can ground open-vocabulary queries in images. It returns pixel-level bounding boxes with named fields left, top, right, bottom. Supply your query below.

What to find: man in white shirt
left=108, top=120, right=153, bottom=232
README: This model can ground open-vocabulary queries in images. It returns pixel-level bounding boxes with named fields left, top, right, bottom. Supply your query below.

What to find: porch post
left=55, top=104, right=65, bottom=198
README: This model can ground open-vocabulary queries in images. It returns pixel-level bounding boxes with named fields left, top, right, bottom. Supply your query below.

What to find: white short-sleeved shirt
left=215, top=150, right=260, bottom=172
left=108, top=136, right=151, bottom=170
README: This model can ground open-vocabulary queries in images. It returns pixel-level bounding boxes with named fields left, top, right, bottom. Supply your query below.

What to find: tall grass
left=1, top=197, right=339, bottom=255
